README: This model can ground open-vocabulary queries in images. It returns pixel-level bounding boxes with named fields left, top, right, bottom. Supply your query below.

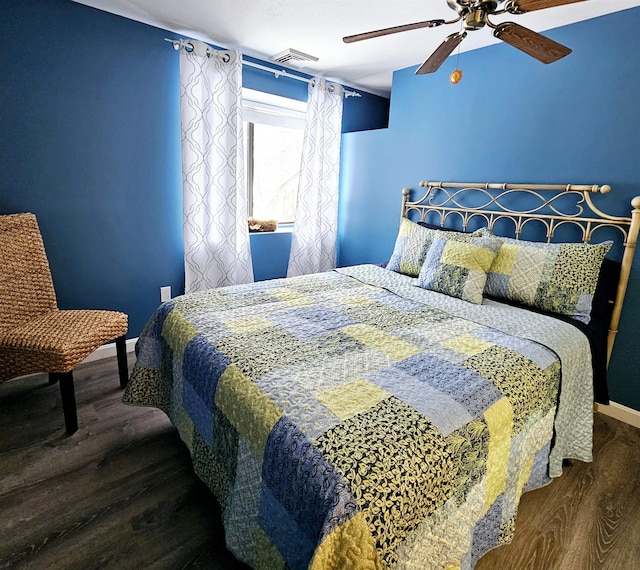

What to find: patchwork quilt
left=124, top=265, right=593, bottom=569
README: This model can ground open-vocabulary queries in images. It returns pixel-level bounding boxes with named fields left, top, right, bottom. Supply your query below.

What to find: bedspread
left=124, top=265, right=593, bottom=569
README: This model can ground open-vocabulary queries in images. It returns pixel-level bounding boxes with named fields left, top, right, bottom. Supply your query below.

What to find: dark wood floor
left=1, top=354, right=639, bottom=570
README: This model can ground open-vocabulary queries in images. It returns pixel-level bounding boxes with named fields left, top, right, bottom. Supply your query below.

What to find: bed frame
left=401, top=181, right=640, bottom=363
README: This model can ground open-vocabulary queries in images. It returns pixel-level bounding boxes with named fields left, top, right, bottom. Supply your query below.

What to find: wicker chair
left=0, top=213, right=128, bottom=434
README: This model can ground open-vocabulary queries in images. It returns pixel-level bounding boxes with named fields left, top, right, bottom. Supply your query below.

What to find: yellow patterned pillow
left=485, top=238, right=612, bottom=323
left=417, top=235, right=501, bottom=304
left=387, top=218, right=438, bottom=277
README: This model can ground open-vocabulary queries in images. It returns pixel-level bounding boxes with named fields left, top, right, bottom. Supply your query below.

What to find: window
left=243, top=89, right=306, bottom=224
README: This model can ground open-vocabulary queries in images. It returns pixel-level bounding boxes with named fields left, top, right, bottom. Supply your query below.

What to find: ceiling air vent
left=270, top=48, right=319, bottom=68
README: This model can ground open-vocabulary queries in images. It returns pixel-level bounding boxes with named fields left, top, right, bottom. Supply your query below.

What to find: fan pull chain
left=450, top=21, right=464, bottom=85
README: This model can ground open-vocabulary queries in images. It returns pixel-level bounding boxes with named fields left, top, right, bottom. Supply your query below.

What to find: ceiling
left=73, top=0, right=640, bottom=97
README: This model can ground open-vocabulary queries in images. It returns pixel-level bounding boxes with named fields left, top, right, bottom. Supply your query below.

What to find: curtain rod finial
left=164, top=37, right=181, bottom=50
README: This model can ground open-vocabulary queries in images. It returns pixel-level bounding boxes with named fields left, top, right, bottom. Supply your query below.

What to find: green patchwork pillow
left=485, top=238, right=612, bottom=323
left=417, top=233, right=502, bottom=304
left=387, top=218, right=438, bottom=277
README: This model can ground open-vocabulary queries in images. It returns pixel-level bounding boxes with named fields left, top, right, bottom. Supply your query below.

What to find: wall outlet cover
left=160, top=286, right=172, bottom=302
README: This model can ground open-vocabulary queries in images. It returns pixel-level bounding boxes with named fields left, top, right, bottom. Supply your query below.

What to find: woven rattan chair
left=0, top=213, right=128, bottom=434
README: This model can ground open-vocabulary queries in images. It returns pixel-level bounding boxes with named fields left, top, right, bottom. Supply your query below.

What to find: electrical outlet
left=160, top=286, right=172, bottom=302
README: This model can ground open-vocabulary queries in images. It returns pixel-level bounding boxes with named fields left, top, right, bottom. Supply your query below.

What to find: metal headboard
left=401, top=181, right=640, bottom=364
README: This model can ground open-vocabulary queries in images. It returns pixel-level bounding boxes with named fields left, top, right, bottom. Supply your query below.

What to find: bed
left=124, top=181, right=640, bottom=570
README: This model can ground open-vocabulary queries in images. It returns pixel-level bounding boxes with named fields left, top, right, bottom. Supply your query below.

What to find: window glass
left=251, top=123, right=303, bottom=223
left=243, top=89, right=306, bottom=224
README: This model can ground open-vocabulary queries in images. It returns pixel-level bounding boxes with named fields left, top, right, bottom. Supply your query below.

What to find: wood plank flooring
left=1, top=354, right=639, bottom=569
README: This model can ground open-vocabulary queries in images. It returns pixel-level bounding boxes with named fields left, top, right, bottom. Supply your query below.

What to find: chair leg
left=58, top=372, right=78, bottom=435
left=116, top=335, right=129, bottom=389
left=48, top=372, right=59, bottom=385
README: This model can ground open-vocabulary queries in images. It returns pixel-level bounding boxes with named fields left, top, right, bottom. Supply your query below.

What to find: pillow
left=485, top=237, right=612, bottom=323
left=387, top=218, right=438, bottom=277
left=417, top=233, right=502, bottom=304
left=387, top=219, right=486, bottom=277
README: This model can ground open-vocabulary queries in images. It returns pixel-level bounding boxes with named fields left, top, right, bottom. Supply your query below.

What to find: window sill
left=249, top=224, right=294, bottom=235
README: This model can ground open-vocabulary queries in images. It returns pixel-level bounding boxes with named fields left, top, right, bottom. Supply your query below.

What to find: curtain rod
left=164, top=38, right=361, bottom=98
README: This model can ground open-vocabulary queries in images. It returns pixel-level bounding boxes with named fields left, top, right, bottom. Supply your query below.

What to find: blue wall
left=1, top=0, right=184, bottom=341
left=0, top=0, right=389, bottom=338
left=338, top=8, right=640, bottom=411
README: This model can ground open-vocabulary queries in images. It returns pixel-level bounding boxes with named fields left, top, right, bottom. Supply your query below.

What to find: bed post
left=607, top=196, right=640, bottom=364
left=401, top=187, right=411, bottom=220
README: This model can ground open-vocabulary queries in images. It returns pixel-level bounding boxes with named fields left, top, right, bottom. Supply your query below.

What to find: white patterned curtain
left=287, top=78, right=344, bottom=277
left=180, top=41, right=253, bottom=293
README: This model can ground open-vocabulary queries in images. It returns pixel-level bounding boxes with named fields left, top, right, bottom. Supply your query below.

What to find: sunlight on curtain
left=180, top=41, right=253, bottom=293
left=287, top=78, right=344, bottom=277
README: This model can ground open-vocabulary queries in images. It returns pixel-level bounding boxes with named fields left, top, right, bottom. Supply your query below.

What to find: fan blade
left=415, top=31, right=467, bottom=75
left=494, top=22, right=571, bottom=64
left=343, top=19, right=445, bottom=43
left=510, top=0, right=586, bottom=13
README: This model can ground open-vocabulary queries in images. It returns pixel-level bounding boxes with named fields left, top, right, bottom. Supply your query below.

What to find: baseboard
left=596, top=401, right=640, bottom=430
left=80, top=337, right=138, bottom=364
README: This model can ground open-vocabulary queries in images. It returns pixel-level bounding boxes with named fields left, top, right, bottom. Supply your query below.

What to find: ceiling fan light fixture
left=463, top=8, right=488, bottom=30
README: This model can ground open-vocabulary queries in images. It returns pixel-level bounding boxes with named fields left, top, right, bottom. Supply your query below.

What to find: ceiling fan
left=343, top=0, right=586, bottom=74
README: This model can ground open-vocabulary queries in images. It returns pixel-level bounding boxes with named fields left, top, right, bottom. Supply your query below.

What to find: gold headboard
left=401, top=181, right=640, bottom=364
